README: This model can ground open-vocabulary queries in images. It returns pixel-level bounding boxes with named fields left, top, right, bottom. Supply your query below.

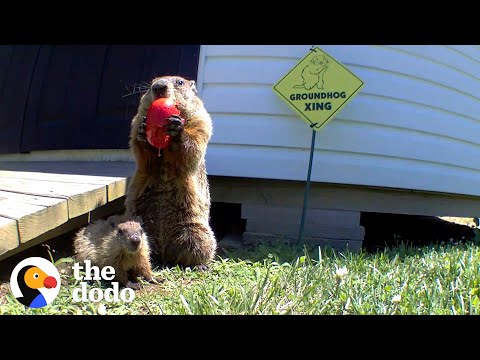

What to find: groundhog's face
left=139, top=75, right=201, bottom=117
left=109, top=217, right=147, bottom=253
left=312, top=55, right=328, bottom=67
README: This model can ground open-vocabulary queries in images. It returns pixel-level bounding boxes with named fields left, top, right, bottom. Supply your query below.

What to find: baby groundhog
left=73, top=215, right=154, bottom=289
left=125, top=75, right=217, bottom=269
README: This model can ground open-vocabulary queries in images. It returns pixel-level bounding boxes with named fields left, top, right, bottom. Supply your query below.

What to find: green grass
left=1, top=242, right=479, bottom=315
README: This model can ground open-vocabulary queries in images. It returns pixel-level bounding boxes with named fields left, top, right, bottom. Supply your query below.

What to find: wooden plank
left=89, top=196, right=126, bottom=222
left=0, top=169, right=121, bottom=187
left=246, top=220, right=365, bottom=239
left=0, top=190, right=66, bottom=208
left=209, top=176, right=480, bottom=218
left=0, top=195, right=68, bottom=244
left=0, top=216, right=19, bottom=256
left=241, top=205, right=360, bottom=227
left=0, top=161, right=135, bottom=201
left=0, top=160, right=135, bottom=177
left=67, top=187, right=107, bottom=218
left=0, top=177, right=107, bottom=218
left=106, top=180, right=128, bottom=202
left=0, top=162, right=134, bottom=261
left=0, top=170, right=127, bottom=202
left=0, top=198, right=126, bottom=262
left=0, top=213, right=89, bottom=262
left=0, top=191, right=68, bottom=246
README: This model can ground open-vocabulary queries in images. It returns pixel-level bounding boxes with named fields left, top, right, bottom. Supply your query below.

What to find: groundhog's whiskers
left=123, top=82, right=151, bottom=98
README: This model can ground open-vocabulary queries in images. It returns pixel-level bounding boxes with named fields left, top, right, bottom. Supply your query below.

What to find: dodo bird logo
left=10, top=257, right=61, bottom=309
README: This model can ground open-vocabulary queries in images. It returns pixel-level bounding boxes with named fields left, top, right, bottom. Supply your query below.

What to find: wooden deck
left=0, top=161, right=136, bottom=260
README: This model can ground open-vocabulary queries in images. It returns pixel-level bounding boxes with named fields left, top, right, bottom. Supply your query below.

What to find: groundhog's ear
left=189, top=80, right=197, bottom=94
left=106, top=216, right=117, bottom=227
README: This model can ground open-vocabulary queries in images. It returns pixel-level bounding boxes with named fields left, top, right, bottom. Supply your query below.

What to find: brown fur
left=125, top=75, right=217, bottom=268
left=73, top=214, right=153, bottom=288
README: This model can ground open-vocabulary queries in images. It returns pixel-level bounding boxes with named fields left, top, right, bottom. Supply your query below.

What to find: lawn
left=1, top=241, right=479, bottom=315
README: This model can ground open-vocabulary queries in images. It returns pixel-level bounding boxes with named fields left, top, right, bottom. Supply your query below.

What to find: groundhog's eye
left=176, top=79, right=184, bottom=86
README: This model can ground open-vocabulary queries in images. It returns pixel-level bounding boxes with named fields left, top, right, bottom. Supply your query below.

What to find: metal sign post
left=272, top=45, right=364, bottom=245
left=298, top=125, right=317, bottom=244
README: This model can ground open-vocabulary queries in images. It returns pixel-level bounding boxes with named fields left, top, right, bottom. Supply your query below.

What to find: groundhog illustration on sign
left=125, top=75, right=217, bottom=270
left=73, top=215, right=154, bottom=289
left=294, top=55, right=329, bottom=90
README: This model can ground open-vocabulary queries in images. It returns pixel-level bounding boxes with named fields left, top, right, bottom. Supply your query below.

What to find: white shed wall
left=200, top=45, right=480, bottom=197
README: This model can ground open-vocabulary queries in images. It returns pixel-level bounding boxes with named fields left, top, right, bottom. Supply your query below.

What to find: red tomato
left=145, top=98, right=182, bottom=149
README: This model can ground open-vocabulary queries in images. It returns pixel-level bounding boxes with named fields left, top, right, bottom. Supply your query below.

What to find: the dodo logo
left=10, top=257, right=61, bottom=309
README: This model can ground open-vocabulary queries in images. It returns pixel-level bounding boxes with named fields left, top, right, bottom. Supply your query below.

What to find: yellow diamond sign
left=273, top=47, right=364, bottom=131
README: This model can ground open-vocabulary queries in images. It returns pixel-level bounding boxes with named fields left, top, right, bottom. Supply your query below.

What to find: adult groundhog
left=73, top=215, right=153, bottom=289
left=125, top=75, right=217, bottom=269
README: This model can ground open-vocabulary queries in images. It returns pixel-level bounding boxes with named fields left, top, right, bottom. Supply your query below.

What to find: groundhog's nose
left=151, top=79, right=168, bottom=98
left=131, top=233, right=141, bottom=245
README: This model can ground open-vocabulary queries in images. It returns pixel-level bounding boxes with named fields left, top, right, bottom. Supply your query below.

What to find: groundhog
left=125, top=75, right=217, bottom=269
left=73, top=215, right=154, bottom=289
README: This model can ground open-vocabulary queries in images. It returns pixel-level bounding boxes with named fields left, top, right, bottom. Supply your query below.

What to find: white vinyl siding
left=200, top=45, right=480, bottom=197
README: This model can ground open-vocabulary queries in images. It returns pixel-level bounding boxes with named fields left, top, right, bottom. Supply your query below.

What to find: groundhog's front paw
left=136, top=117, right=148, bottom=142
left=125, top=281, right=141, bottom=290
left=165, top=115, right=184, bottom=137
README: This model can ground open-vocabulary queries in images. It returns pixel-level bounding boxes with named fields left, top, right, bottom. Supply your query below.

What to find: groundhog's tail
left=293, top=84, right=304, bottom=88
